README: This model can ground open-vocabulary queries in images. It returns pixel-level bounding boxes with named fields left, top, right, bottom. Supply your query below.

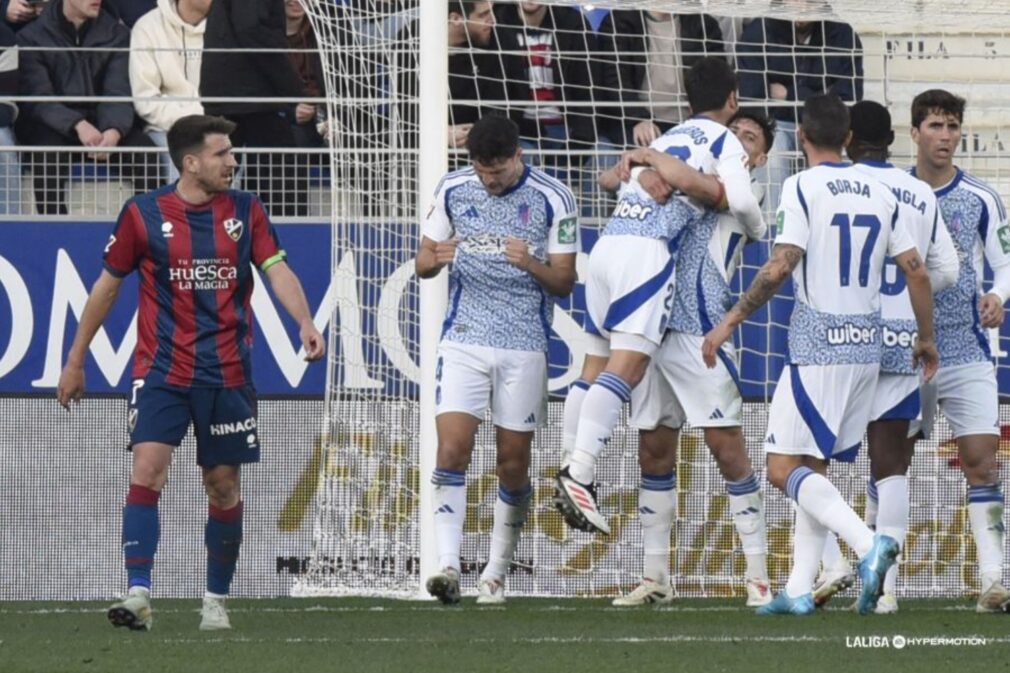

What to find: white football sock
left=875, top=475, right=908, bottom=595
left=786, top=504, right=827, bottom=598
left=482, top=484, right=531, bottom=583
left=786, top=467, right=874, bottom=558
left=967, top=483, right=1005, bottom=592
left=820, top=534, right=851, bottom=574
left=569, top=372, right=631, bottom=485
left=432, top=469, right=466, bottom=572
left=727, top=473, right=768, bottom=581
left=639, top=473, right=676, bottom=584
left=865, top=477, right=879, bottom=529
left=561, top=379, right=590, bottom=468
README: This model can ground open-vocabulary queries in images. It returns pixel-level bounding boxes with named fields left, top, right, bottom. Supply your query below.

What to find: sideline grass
left=0, top=598, right=1007, bottom=673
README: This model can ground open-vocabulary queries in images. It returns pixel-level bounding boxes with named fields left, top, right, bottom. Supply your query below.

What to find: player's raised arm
left=715, top=137, right=765, bottom=240
left=615, top=147, right=725, bottom=207
left=57, top=270, right=125, bottom=409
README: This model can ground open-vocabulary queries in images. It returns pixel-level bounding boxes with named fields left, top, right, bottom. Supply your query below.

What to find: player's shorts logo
left=223, top=218, right=244, bottom=242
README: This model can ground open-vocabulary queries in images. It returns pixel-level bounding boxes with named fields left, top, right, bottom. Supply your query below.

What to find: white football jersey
left=775, top=162, right=914, bottom=365
left=853, top=160, right=957, bottom=374
left=422, top=164, right=578, bottom=352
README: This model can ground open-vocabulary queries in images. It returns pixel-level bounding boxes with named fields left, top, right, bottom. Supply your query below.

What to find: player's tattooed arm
left=701, top=243, right=802, bottom=368
left=894, top=247, right=939, bottom=381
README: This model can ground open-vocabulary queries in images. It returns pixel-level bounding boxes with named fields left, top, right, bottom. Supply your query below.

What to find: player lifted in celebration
left=56, top=115, right=325, bottom=631
left=415, top=116, right=577, bottom=605
left=599, top=110, right=776, bottom=607
left=907, top=90, right=1010, bottom=612
left=555, top=57, right=764, bottom=536
left=703, top=93, right=939, bottom=616
left=814, top=101, right=958, bottom=613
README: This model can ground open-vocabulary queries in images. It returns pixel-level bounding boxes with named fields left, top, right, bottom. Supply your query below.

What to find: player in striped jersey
left=415, top=116, right=578, bottom=605
left=703, top=93, right=939, bottom=615
left=905, top=90, right=1010, bottom=613
left=554, top=57, right=764, bottom=537
left=813, top=101, right=958, bottom=614
left=57, top=115, right=325, bottom=631
left=599, top=111, right=776, bottom=607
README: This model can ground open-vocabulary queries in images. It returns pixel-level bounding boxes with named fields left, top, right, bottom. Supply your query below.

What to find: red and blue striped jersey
left=103, top=184, right=286, bottom=388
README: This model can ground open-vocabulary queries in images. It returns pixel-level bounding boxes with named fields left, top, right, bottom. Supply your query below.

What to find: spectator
left=284, top=0, right=324, bottom=151
left=597, top=9, right=723, bottom=148
left=0, top=21, right=19, bottom=213
left=130, top=0, right=209, bottom=182
left=737, top=11, right=862, bottom=209
left=201, top=0, right=306, bottom=216
left=396, top=0, right=504, bottom=153
left=16, top=0, right=160, bottom=215
left=2, top=0, right=45, bottom=32
left=493, top=2, right=597, bottom=164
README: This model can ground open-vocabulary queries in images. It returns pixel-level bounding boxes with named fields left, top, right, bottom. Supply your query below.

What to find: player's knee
left=960, top=446, right=999, bottom=483
left=705, top=427, right=748, bottom=477
left=203, top=468, right=240, bottom=507
left=764, top=460, right=791, bottom=492
left=131, top=460, right=169, bottom=491
left=638, top=428, right=677, bottom=474
left=436, top=439, right=472, bottom=471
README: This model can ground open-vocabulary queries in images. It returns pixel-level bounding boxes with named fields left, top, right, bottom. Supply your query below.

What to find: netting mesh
left=296, top=0, right=1010, bottom=598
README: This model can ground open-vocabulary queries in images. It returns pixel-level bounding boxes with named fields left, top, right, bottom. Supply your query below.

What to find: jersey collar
left=909, top=166, right=962, bottom=196
left=819, top=161, right=851, bottom=168
left=857, top=159, right=893, bottom=169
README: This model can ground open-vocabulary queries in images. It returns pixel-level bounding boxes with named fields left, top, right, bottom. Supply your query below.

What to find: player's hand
left=769, top=83, right=788, bottom=100
left=912, top=337, right=939, bottom=383
left=300, top=320, right=325, bottom=362
left=638, top=169, right=673, bottom=204
left=448, top=124, right=473, bottom=148
left=701, top=321, right=733, bottom=369
left=56, top=364, right=85, bottom=410
left=75, top=120, right=103, bottom=148
left=979, top=293, right=1005, bottom=328
left=632, top=120, right=661, bottom=147
left=295, top=103, right=316, bottom=124
left=504, top=237, right=533, bottom=271
left=615, top=148, right=654, bottom=182
left=434, top=238, right=458, bottom=266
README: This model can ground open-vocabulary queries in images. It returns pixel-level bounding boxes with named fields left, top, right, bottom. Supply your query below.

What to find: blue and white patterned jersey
left=909, top=167, right=1010, bottom=367
left=775, top=162, right=913, bottom=365
left=854, top=160, right=957, bottom=374
left=422, top=164, right=578, bottom=352
left=668, top=178, right=767, bottom=335
left=602, top=116, right=749, bottom=244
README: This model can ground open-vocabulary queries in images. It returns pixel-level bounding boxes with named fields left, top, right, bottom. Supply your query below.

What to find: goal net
left=295, top=0, right=1010, bottom=598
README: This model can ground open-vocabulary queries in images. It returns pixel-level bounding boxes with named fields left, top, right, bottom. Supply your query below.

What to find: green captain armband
left=259, top=250, right=287, bottom=272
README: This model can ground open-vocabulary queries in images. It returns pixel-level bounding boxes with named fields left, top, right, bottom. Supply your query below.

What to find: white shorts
left=764, top=363, right=879, bottom=463
left=916, top=361, right=999, bottom=440
left=435, top=341, right=547, bottom=432
left=630, top=332, right=742, bottom=430
left=584, top=235, right=674, bottom=353
left=870, top=373, right=922, bottom=427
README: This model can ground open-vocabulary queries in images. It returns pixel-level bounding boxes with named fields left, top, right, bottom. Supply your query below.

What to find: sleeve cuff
left=102, top=261, right=129, bottom=278
left=259, top=250, right=287, bottom=272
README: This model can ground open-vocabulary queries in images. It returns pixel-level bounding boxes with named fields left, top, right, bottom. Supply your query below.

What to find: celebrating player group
left=416, top=56, right=1010, bottom=616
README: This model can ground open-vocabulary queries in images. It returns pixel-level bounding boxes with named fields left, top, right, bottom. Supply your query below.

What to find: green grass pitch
left=1, top=598, right=1007, bottom=672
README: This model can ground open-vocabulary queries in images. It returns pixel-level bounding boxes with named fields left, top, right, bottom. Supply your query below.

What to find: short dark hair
left=730, top=108, right=776, bottom=154
left=685, top=57, right=737, bottom=115
left=848, top=100, right=894, bottom=160
left=167, top=115, right=237, bottom=171
left=910, top=88, right=965, bottom=129
left=466, top=115, right=519, bottom=164
left=800, top=93, right=850, bottom=150
left=450, top=0, right=485, bottom=18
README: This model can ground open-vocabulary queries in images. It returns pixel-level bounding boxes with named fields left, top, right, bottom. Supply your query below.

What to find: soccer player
left=415, top=115, right=577, bottom=605
left=906, top=89, right=1010, bottom=612
left=703, top=93, right=939, bottom=615
left=813, top=100, right=958, bottom=613
left=554, top=57, right=764, bottom=536
left=601, top=111, right=778, bottom=607
left=56, top=115, right=325, bottom=631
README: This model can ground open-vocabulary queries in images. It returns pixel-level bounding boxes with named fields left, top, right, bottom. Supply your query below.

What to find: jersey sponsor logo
left=161, top=221, right=174, bottom=238
left=558, top=216, right=577, bottom=244
left=826, top=323, right=879, bottom=346
left=168, top=258, right=238, bottom=290
left=209, top=416, right=257, bottom=436
left=882, top=325, right=917, bottom=348
left=826, top=179, right=872, bottom=198
left=459, top=234, right=534, bottom=256
left=223, top=217, right=244, bottom=242
left=998, top=225, right=1010, bottom=254
left=612, top=200, right=654, bottom=220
